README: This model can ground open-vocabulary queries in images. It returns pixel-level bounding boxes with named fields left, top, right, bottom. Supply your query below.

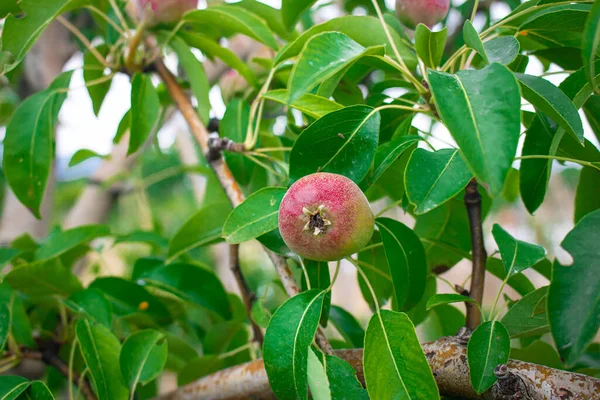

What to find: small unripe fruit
left=278, top=173, right=374, bottom=261
left=131, top=0, right=197, bottom=25
left=395, top=0, right=450, bottom=29
left=219, top=70, right=249, bottom=104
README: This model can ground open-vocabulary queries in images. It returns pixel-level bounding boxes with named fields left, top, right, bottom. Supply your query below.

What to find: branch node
left=455, top=326, right=472, bottom=344
left=491, top=364, right=536, bottom=400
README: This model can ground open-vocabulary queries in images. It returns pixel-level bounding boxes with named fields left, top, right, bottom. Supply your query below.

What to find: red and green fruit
left=131, top=0, right=197, bottom=25
left=278, top=173, right=374, bottom=261
left=395, top=0, right=450, bottom=29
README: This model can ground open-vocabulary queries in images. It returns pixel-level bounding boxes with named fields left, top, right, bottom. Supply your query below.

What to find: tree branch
left=153, top=57, right=333, bottom=354
left=229, top=244, right=264, bottom=345
left=155, top=335, right=600, bottom=400
left=21, top=345, right=95, bottom=400
left=464, top=179, right=487, bottom=329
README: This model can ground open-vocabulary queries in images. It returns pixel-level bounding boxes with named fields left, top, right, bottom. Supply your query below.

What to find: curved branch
left=155, top=336, right=600, bottom=400
left=153, top=56, right=333, bottom=354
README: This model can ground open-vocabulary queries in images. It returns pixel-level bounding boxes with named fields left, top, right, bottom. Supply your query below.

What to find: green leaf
left=428, top=64, right=521, bottom=196
left=65, top=289, right=112, bottom=328
left=129, top=73, right=160, bottom=155
left=178, top=31, right=257, bottom=86
left=414, top=24, right=448, bottom=69
left=492, top=224, right=546, bottom=277
left=289, top=105, right=379, bottom=184
left=575, top=167, right=600, bottom=223
left=262, top=90, right=343, bottom=119
left=467, top=320, right=511, bottom=394
left=5, top=260, right=83, bottom=297
left=426, top=293, right=478, bottom=311
left=376, top=218, right=427, bottom=311
left=281, top=0, right=316, bottom=31
left=35, top=224, right=109, bottom=261
left=26, top=381, right=54, bottom=399
left=168, top=202, right=231, bottom=261
left=516, top=73, right=584, bottom=143
left=0, top=376, right=29, bottom=400
left=114, top=109, right=131, bottom=144
left=84, top=45, right=112, bottom=116
left=364, top=310, right=439, bottom=400
left=76, top=319, right=129, bottom=400
left=364, top=135, right=421, bottom=190
left=120, top=330, right=167, bottom=394
left=89, top=278, right=172, bottom=325
left=140, top=263, right=232, bottom=320
left=520, top=4, right=592, bottom=33
left=0, top=0, right=21, bottom=19
left=222, top=187, right=286, bottom=244
left=325, top=355, right=369, bottom=399
left=463, top=20, right=489, bottom=64
left=406, top=148, right=473, bottom=215
left=276, top=16, right=417, bottom=69
left=0, top=284, right=34, bottom=347
left=300, top=260, right=331, bottom=327
left=484, top=36, right=520, bottom=65
left=583, top=1, right=600, bottom=88
left=288, top=32, right=383, bottom=104
left=549, top=209, right=600, bottom=367
left=184, top=6, right=277, bottom=49
left=501, top=287, right=549, bottom=338
left=1, top=0, right=94, bottom=73
left=329, top=306, right=364, bottom=348
left=0, top=303, right=9, bottom=353
left=69, top=149, right=108, bottom=167
left=220, top=99, right=254, bottom=186
left=3, top=71, right=73, bottom=217
left=264, top=290, right=325, bottom=400
left=307, top=349, right=331, bottom=400
left=520, top=62, right=600, bottom=214
left=170, top=37, right=210, bottom=125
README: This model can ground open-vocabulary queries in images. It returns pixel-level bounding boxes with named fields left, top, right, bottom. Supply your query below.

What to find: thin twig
left=23, top=345, right=96, bottom=400
left=464, top=179, right=487, bottom=329
left=153, top=57, right=333, bottom=354
left=230, top=244, right=264, bottom=345
left=56, top=16, right=113, bottom=69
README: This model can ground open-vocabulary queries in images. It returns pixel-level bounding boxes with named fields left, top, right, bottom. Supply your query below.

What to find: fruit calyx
left=302, top=205, right=331, bottom=236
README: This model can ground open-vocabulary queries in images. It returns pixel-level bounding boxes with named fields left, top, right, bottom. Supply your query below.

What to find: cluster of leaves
left=1, top=0, right=600, bottom=399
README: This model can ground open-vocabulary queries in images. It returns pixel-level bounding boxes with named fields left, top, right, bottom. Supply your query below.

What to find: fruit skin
left=395, top=0, right=450, bottom=29
left=132, top=0, right=198, bottom=25
left=278, top=173, right=374, bottom=261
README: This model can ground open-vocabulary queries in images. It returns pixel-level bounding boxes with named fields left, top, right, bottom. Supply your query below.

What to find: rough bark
left=156, top=336, right=600, bottom=400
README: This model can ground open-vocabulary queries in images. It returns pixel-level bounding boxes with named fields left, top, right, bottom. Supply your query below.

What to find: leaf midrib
left=377, top=312, right=411, bottom=398
left=291, top=292, right=323, bottom=398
